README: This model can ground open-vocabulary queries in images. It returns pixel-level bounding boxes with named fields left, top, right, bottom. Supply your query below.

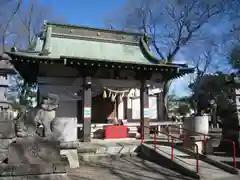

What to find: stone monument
left=0, top=94, right=69, bottom=180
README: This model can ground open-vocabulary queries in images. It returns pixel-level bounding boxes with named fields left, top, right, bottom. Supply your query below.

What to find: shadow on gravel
left=69, top=176, right=92, bottom=180
left=222, top=161, right=240, bottom=169
left=68, top=156, right=196, bottom=180
left=213, top=146, right=240, bottom=157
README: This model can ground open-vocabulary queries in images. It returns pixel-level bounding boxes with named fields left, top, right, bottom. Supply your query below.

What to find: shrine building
left=3, top=22, right=194, bottom=142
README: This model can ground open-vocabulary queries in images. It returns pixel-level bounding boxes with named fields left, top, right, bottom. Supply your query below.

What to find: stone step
left=77, top=142, right=139, bottom=155
left=78, top=152, right=138, bottom=162
left=77, top=141, right=139, bottom=162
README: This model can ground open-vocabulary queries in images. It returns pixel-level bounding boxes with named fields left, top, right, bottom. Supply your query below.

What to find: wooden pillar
left=123, top=96, right=128, bottom=119
left=157, top=92, right=164, bottom=121
left=115, top=95, right=119, bottom=120
left=77, top=100, right=82, bottom=139
left=140, top=80, right=150, bottom=139
left=37, top=86, right=40, bottom=106
left=81, top=76, right=92, bottom=142
left=123, top=95, right=132, bottom=121
left=127, top=98, right=132, bottom=121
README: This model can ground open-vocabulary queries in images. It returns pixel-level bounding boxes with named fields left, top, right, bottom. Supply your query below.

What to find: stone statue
left=15, top=94, right=59, bottom=140
left=0, top=98, right=51, bottom=163
left=0, top=94, right=69, bottom=179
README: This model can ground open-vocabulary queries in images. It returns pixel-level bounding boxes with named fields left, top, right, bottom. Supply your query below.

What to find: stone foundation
left=0, top=173, right=66, bottom=180
left=8, top=139, right=61, bottom=164
left=0, top=163, right=68, bottom=176
left=0, top=139, right=69, bottom=180
left=185, top=136, right=213, bottom=154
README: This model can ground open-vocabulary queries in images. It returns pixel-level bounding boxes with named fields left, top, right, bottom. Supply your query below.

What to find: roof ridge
left=45, top=21, right=143, bottom=36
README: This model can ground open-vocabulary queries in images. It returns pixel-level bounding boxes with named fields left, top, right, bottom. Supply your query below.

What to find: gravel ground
left=67, top=131, right=240, bottom=180
left=67, top=156, right=196, bottom=180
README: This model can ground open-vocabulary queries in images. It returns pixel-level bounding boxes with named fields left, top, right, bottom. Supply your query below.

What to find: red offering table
left=104, top=125, right=128, bottom=139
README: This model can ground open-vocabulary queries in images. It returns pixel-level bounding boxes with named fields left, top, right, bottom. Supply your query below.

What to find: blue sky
left=38, top=0, right=193, bottom=97
left=40, top=0, right=126, bottom=27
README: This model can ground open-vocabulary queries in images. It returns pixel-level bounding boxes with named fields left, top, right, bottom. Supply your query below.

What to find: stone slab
left=0, top=163, right=68, bottom=177
left=8, top=139, right=61, bottom=164
left=60, top=149, right=79, bottom=168
left=60, top=141, right=78, bottom=149
left=13, top=163, right=68, bottom=176
left=0, top=121, right=15, bottom=139
left=105, top=147, right=122, bottom=155
left=0, top=164, right=13, bottom=177
left=0, top=173, right=67, bottom=180
left=12, top=164, right=55, bottom=176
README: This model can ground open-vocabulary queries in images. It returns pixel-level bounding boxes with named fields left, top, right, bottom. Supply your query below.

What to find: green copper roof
left=40, top=22, right=159, bottom=65
left=9, top=23, right=185, bottom=65
left=4, top=22, right=194, bottom=74
left=51, top=38, right=152, bottom=64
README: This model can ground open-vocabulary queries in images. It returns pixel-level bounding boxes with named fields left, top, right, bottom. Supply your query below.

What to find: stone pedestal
left=0, top=120, right=15, bottom=163
left=1, top=138, right=69, bottom=180
left=186, top=136, right=213, bottom=154
left=8, top=138, right=61, bottom=164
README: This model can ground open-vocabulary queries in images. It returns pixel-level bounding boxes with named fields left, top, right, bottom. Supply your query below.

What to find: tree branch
left=0, top=0, right=22, bottom=51
left=167, top=1, right=229, bottom=61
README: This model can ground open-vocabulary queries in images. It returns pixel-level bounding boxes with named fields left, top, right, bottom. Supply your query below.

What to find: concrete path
left=207, top=154, right=240, bottom=169
left=67, top=156, right=196, bottom=180
left=151, top=144, right=239, bottom=180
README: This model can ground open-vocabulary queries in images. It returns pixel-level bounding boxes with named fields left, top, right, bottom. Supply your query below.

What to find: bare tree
left=110, top=0, right=238, bottom=60
left=107, top=0, right=240, bottom=117
left=1, top=0, right=64, bottom=108
left=0, top=0, right=64, bottom=50
left=12, top=0, right=64, bottom=49
left=0, top=0, right=22, bottom=51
